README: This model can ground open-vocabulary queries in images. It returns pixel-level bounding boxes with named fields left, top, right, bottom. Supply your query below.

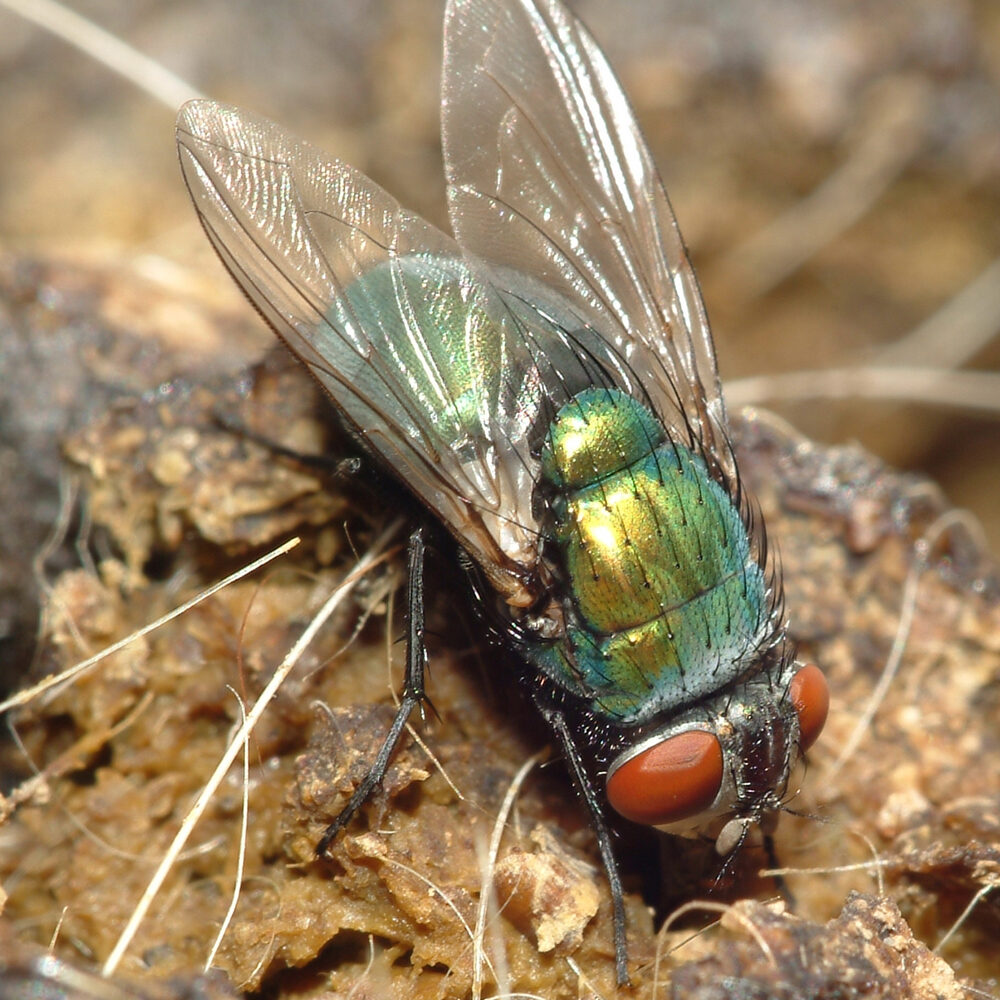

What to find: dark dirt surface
left=1, top=256, right=999, bottom=998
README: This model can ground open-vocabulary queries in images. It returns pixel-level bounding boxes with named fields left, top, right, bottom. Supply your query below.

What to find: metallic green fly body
left=176, top=0, right=829, bottom=983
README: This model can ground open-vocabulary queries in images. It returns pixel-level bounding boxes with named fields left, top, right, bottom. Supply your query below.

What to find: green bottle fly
left=175, top=0, right=830, bottom=983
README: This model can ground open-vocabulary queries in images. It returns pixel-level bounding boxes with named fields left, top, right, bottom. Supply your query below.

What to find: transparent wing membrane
left=442, top=0, right=734, bottom=481
left=179, top=102, right=622, bottom=603
left=176, top=0, right=757, bottom=599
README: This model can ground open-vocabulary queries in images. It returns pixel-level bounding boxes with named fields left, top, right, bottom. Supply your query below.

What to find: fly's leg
left=538, top=703, right=632, bottom=988
left=316, top=525, right=429, bottom=857
left=212, top=408, right=362, bottom=476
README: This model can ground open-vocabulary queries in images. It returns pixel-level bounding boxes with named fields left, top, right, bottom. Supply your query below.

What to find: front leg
left=317, top=524, right=429, bottom=856
left=536, top=701, right=632, bottom=987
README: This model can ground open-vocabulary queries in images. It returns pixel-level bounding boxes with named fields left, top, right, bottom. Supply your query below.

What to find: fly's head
left=604, top=655, right=828, bottom=853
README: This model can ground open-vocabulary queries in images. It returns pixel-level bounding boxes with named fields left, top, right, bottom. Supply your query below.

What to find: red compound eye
left=606, top=730, right=723, bottom=826
left=789, top=663, right=829, bottom=751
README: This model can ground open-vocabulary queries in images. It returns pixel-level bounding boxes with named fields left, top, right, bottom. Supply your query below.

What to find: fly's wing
left=176, top=101, right=571, bottom=603
left=442, top=0, right=736, bottom=483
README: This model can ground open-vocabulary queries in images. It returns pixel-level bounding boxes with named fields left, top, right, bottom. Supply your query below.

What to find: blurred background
left=1, top=0, right=998, bottom=550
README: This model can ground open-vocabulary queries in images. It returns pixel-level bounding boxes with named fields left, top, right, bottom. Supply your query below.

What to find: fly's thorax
left=604, top=657, right=829, bottom=842
left=539, top=387, right=666, bottom=489
left=531, top=388, right=772, bottom=722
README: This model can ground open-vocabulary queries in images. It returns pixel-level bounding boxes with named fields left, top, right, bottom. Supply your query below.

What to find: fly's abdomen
left=536, top=389, right=770, bottom=723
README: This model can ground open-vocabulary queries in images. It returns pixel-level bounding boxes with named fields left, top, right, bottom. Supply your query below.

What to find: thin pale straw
left=102, top=527, right=396, bottom=975
left=0, top=538, right=300, bottom=717
left=0, top=0, right=203, bottom=107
